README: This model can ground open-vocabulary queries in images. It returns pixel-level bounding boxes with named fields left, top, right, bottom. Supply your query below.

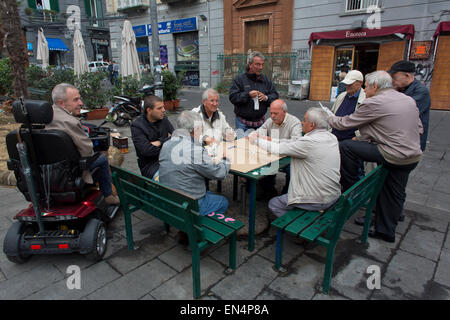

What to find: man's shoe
left=105, top=194, right=120, bottom=206
left=368, top=229, right=395, bottom=243
left=354, top=215, right=374, bottom=227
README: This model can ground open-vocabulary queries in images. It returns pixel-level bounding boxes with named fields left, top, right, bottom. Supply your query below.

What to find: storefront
left=430, top=21, right=450, bottom=111
left=46, top=37, right=69, bottom=67
left=132, top=17, right=200, bottom=86
left=308, top=24, right=415, bottom=101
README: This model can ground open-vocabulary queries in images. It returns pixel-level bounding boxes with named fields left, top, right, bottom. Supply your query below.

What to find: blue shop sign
left=134, top=17, right=197, bottom=36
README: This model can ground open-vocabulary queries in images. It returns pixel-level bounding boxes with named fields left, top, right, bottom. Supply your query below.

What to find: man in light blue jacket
left=159, top=111, right=231, bottom=217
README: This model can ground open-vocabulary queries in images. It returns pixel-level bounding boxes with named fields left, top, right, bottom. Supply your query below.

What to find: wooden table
left=212, top=139, right=291, bottom=251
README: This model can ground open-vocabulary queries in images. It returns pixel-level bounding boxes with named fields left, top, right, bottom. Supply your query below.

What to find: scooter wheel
left=112, top=113, right=129, bottom=127
left=83, top=219, right=107, bottom=262
left=3, top=222, right=32, bottom=264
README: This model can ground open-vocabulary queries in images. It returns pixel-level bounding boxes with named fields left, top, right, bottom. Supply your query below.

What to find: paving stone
left=312, top=293, right=349, bottom=300
left=25, top=261, right=121, bottom=300
left=258, top=232, right=304, bottom=265
left=383, top=250, right=435, bottom=298
left=434, top=248, right=450, bottom=288
left=370, top=285, right=411, bottom=300
left=210, top=237, right=267, bottom=268
left=211, top=255, right=278, bottom=300
left=433, top=173, right=450, bottom=194
left=86, top=258, right=176, bottom=300
left=0, top=262, right=64, bottom=299
left=331, top=256, right=381, bottom=300
left=151, top=256, right=225, bottom=300
left=400, top=225, right=445, bottom=261
left=426, top=191, right=450, bottom=213
left=269, top=255, right=323, bottom=300
left=107, top=232, right=176, bottom=274
left=158, top=244, right=195, bottom=272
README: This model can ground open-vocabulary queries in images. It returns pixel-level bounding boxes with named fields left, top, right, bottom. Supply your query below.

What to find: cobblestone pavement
left=0, top=89, right=449, bottom=301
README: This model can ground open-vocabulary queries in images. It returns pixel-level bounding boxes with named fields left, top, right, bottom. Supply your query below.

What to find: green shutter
left=27, top=0, right=36, bottom=9
left=49, top=0, right=59, bottom=12
left=84, top=0, right=92, bottom=17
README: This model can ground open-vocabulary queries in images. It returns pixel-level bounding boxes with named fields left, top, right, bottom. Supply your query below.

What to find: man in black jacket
left=229, top=51, right=279, bottom=136
left=131, top=95, right=174, bottom=180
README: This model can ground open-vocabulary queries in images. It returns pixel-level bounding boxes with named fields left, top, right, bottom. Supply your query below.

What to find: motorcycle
left=106, top=83, right=162, bottom=127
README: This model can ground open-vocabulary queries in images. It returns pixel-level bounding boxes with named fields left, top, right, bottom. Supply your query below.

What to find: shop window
left=333, top=47, right=354, bottom=86
left=345, top=0, right=379, bottom=12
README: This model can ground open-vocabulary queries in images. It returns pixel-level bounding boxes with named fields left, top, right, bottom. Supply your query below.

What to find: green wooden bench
left=271, top=165, right=388, bottom=294
left=110, top=165, right=244, bottom=299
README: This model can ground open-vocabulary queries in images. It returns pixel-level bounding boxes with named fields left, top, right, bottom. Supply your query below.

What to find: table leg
left=233, top=175, right=238, bottom=201
left=248, top=179, right=256, bottom=252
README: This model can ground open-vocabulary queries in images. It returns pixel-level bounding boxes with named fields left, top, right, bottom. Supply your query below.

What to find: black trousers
left=339, top=140, right=418, bottom=238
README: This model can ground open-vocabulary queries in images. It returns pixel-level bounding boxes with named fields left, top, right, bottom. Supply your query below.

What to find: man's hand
left=204, top=136, right=216, bottom=145
left=259, top=135, right=272, bottom=141
left=151, top=140, right=161, bottom=147
left=257, top=91, right=267, bottom=102
left=249, top=90, right=259, bottom=99
left=248, top=131, right=258, bottom=144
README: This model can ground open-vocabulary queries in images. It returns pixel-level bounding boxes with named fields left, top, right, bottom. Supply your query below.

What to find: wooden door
left=245, top=19, right=269, bottom=53
left=309, top=45, right=334, bottom=101
left=376, top=41, right=406, bottom=71
left=430, top=35, right=450, bottom=110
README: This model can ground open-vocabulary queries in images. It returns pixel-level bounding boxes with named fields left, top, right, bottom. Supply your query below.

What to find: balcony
left=345, top=0, right=379, bottom=13
left=117, top=0, right=149, bottom=13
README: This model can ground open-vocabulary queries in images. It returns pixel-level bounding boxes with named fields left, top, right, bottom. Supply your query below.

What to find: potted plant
left=75, top=72, right=110, bottom=120
left=161, top=70, right=181, bottom=110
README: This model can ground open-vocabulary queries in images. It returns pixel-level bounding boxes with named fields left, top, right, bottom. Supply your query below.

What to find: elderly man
left=159, top=111, right=231, bottom=218
left=388, top=60, right=431, bottom=151
left=131, top=95, right=174, bottom=181
left=249, top=99, right=302, bottom=196
left=251, top=107, right=341, bottom=218
left=46, top=83, right=119, bottom=205
left=328, top=70, right=423, bottom=243
left=192, top=88, right=235, bottom=145
left=331, top=70, right=366, bottom=141
left=229, top=51, right=279, bottom=135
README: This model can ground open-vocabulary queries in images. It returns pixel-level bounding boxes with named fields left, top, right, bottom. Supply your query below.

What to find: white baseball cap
left=341, top=70, right=364, bottom=84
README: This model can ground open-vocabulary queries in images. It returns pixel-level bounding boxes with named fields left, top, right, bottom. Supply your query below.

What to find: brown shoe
left=105, top=194, right=120, bottom=206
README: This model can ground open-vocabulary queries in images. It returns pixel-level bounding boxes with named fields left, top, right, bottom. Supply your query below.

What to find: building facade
left=20, top=0, right=111, bottom=67
left=290, top=0, right=450, bottom=109
left=107, top=0, right=224, bottom=88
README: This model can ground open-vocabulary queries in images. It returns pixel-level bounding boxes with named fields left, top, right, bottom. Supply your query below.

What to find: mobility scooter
left=3, top=99, right=119, bottom=263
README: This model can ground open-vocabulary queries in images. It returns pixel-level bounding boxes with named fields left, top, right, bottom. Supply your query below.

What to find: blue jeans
left=198, top=191, right=228, bottom=216
left=89, top=154, right=112, bottom=197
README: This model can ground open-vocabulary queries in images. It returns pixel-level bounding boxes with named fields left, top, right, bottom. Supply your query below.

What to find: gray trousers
left=268, top=194, right=338, bottom=218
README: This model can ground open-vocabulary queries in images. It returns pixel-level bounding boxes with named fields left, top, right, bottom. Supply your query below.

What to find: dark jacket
left=403, top=79, right=431, bottom=151
left=229, top=72, right=279, bottom=121
left=131, top=114, right=174, bottom=179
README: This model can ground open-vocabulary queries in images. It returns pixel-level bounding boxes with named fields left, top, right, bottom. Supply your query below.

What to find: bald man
left=249, top=99, right=302, bottom=198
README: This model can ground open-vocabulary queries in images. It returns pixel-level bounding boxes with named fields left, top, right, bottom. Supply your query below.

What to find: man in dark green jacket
left=389, top=60, right=431, bottom=151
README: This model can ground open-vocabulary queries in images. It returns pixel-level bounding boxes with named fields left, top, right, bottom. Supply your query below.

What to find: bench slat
left=271, top=209, right=308, bottom=230
left=206, top=213, right=245, bottom=231
left=201, top=216, right=235, bottom=238
left=202, top=227, right=225, bottom=245
left=299, top=210, right=336, bottom=242
left=285, top=210, right=322, bottom=236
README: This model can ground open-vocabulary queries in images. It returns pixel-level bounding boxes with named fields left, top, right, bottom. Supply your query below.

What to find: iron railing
left=217, top=50, right=311, bottom=93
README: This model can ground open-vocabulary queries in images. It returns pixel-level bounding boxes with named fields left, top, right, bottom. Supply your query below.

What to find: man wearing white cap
left=330, top=70, right=366, bottom=141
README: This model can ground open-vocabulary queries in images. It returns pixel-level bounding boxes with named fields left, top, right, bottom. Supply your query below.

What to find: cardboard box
left=112, top=136, right=129, bottom=153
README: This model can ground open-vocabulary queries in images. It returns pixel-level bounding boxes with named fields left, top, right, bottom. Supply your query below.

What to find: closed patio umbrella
left=36, top=28, right=49, bottom=68
left=73, top=28, right=89, bottom=76
left=121, top=20, right=141, bottom=81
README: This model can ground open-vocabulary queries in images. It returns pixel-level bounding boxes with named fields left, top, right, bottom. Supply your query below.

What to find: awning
left=433, top=21, right=450, bottom=39
left=308, top=24, right=415, bottom=47
left=46, top=37, right=69, bottom=52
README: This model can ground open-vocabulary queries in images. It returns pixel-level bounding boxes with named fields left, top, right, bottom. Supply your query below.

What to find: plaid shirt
left=238, top=116, right=265, bottom=129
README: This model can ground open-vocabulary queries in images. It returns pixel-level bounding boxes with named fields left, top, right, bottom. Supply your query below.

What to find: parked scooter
left=106, top=83, right=162, bottom=126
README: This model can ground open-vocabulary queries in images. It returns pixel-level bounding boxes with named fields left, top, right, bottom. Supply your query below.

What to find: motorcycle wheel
left=112, top=112, right=130, bottom=127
